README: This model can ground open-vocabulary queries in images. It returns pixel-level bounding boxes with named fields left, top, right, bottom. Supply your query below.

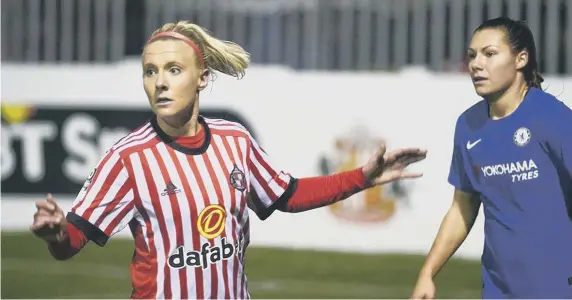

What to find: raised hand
left=30, top=193, right=67, bottom=242
left=362, top=142, right=427, bottom=186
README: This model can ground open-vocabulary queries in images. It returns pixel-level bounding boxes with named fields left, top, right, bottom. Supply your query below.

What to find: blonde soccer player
left=30, top=21, right=427, bottom=299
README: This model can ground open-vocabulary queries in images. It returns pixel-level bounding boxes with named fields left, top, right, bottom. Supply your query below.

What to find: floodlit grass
left=1, top=231, right=481, bottom=298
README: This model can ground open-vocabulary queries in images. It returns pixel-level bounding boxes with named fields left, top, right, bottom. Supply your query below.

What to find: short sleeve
left=246, top=135, right=296, bottom=220
left=549, top=101, right=572, bottom=178
left=447, top=118, right=477, bottom=193
left=66, top=149, right=136, bottom=246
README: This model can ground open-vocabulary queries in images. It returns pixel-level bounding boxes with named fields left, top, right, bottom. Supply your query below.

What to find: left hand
left=362, top=142, right=427, bottom=186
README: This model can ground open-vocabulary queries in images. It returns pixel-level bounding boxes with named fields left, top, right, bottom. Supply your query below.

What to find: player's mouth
left=472, top=76, right=488, bottom=84
left=156, top=97, right=174, bottom=107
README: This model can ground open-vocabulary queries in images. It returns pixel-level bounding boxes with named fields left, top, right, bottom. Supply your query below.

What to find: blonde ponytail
left=150, top=21, right=251, bottom=79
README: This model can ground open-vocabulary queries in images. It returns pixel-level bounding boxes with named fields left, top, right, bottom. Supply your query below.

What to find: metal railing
left=1, top=0, right=126, bottom=62
left=2, top=0, right=572, bottom=75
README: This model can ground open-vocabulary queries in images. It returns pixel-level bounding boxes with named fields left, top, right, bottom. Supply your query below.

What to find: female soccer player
left=30, top=21, right=427, bottom=299
left=411, top=17, right=572, bottom=299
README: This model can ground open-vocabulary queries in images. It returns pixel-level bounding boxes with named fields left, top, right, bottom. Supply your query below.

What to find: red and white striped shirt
left=67, top=116, right=294, bottom=299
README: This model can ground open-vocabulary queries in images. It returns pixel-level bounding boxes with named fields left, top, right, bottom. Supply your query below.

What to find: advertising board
left=1, top=106, right=256, bottom=194
left=2, top=62, right=571, bottom=258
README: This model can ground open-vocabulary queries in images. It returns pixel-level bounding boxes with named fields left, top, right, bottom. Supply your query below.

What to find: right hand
left=411, top=275, right=436, bottom=299
left=30, top=193, right=67, bottom=242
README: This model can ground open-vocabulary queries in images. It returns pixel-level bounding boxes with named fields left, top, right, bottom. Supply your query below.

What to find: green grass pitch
left=1, top=231, right=481, bottom=298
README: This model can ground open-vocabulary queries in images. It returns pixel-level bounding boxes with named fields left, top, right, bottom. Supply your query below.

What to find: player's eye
left=466, top=52, right=476, bottom=60
left=485, top=51, right=495, bottom=57
left=144, top=68, right=156, bottom=77
left=169, top=67, right=181, bottom=75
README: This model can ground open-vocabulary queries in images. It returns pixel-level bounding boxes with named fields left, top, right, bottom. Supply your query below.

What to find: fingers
left=378, top=142, right=387, bottom=156
left=31, top=193, right=66, bottom=240
left=384, top=147, right=427, bottom=163
left=36, top=193, right=61, bottom=213
left=374, top=170, right=423, bottom=185
left=392, top=148, right=427, bottom=164
left=411, top=291, right=431, bottom=300
left=30, top=214, right=63, bottom=231
left=374, top=141, right=387, bottom=162
left=47, top=193, right=56, bottom=204
left=399, top=171, right=424, bottom=179
left=393, top=155, right=426, bottom=179
left=35, top=200, right=57, bottom=214
left=398, top=154, right=427, bottom=167
left=34, top=209, right=52, bottom=219
left=396, top=147, right=428, bottom=158
left=33, top=193, right=64, bottom=231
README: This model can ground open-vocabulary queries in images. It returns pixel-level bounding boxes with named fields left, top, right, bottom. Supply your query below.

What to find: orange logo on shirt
left=197, top=204, right=226, bottom=239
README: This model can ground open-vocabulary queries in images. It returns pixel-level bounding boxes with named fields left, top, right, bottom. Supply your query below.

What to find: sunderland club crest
left=319, top=126, right=411, bottom=223
left=229, top=164, right=246, bottom=192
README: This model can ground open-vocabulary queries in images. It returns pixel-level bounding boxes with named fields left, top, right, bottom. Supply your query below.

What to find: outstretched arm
left=277, top=143, right=427, bottom=213
left=276, top=168, right=369, bottom=212
left=245, top=129, right=426, bottom=219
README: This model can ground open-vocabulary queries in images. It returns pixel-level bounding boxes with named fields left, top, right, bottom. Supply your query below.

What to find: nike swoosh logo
left=466, top=139, right=482, bottom=150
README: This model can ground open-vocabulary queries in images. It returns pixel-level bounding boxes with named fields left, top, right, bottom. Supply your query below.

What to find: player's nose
left=469, top=54, right=485, bottom=72
left=155, top=73, right=168, bottom=91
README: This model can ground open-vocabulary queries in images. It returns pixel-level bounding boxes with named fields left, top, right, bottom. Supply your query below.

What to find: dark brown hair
left=475, top=17, right=544, bottom=89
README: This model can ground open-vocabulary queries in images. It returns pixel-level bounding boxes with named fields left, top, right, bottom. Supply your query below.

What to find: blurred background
left=1, top=0, right=571, bottom=298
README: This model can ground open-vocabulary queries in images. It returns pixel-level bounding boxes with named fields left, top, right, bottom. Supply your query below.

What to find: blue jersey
left=448, top=87, right=572, bottom=298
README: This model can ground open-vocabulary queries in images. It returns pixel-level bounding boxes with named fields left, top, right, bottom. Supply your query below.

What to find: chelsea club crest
left=513, top=127, right=531, bottom=147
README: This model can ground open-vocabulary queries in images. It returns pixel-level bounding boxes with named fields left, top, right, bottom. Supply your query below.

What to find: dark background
left=1, top=107, right=256, bottom=194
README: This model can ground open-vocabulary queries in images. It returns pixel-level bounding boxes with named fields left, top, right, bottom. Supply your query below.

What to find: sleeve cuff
left=254, top=176, right=298, bottom=221
left=66, top=212, right=109, bottom=247
left=448, top=179, right=477, bottom=194
left=352, top=167, right=372, bottom=189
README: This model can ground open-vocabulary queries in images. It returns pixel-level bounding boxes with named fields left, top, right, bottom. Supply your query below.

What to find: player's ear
left=515, top=50, right=528, bottom=71
left=198, top=69, right=209, bottom=91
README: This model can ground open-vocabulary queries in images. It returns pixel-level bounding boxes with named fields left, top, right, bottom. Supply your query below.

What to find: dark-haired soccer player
left=412, top=17, right=572, bottom=299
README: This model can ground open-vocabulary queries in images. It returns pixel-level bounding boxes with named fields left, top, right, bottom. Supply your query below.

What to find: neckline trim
left=151, top=115, right=211, bottom=155
left=487, top=87, right=536, bottom=122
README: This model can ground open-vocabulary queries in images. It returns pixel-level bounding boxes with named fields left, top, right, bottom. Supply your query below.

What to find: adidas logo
left=161, top=181, right=181, bottom=196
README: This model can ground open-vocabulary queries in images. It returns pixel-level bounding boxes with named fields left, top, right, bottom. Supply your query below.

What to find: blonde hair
left=149, top=21, right=251, bottom=79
